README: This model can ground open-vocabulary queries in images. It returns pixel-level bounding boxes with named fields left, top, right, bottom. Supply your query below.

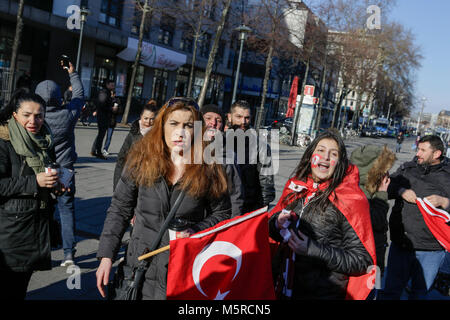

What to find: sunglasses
left=166, top=97, right=200, bottom=111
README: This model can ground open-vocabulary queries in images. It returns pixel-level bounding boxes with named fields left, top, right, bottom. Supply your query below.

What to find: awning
left=117, top=37, right=187, bottom=71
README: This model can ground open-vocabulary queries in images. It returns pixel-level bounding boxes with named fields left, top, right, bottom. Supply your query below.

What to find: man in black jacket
left=226, top=100, right=275, bottom=213
left=380, top=135, right=450, bottom=299
left=91, top=80, right=115, bottom=160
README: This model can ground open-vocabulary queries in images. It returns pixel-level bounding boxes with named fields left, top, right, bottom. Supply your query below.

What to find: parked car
left=361, top=126, right=379, bottom=137
left=271, top=117, right=293, bottom=134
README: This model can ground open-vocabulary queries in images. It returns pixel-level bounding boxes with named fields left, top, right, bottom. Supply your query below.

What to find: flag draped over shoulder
left=268, top=164, right=377, bottom=300
left=416, top=198, right=450, bottom=251
left=166, top=207, right=275, bottom=300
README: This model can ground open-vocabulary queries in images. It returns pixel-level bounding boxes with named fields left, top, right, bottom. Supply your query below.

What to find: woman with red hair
left=96, top=97, right=231, bottom=300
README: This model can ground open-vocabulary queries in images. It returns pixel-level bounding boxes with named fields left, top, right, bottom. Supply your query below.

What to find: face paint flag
left=166, top=207, right=275, bottom=300
left=416, top=198, right=450, bottom=250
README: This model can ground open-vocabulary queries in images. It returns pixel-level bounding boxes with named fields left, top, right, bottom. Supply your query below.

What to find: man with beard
left=201, top=104, right=244, bottom=216
left=380, top=135, right=450, bottom=300
left=226, top=100, right=275, bottom=213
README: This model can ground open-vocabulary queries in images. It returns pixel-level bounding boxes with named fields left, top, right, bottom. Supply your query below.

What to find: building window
left=198, top=33, right=211, bottom=58
left=25, top=0, right=53, bottom=12
left=216, top=40, right=226, bottom=65
left=179, top=25, right=193, bottom=53
left=158, top=14, right=175, bottom=46
left=99, top=0, right=123, bottom=28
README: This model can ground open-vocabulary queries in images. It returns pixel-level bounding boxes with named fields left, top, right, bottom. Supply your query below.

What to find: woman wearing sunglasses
left=96, top=97, right=231, bottom=299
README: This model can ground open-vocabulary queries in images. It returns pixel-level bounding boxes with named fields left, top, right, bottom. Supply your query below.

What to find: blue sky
left=389, top=0, right=450, bottom=115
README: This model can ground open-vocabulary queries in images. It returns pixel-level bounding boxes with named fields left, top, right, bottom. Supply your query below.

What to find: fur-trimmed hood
left=0, top=125, right=10, bottom=141
left=350, top=145, right=396, bottom=196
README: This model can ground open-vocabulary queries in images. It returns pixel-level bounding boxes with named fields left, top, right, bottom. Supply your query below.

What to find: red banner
left=166, top=207, right=275, bottom=300
left=286, top=76, right=299, bottom=118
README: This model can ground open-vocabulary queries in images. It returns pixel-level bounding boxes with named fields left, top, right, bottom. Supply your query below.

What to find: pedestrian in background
left=350, top=145, right=396, bottom=273
left=0, top=90, right=60, bottom=299
left=396, top=131, right=404, bottom=153
left=35, top=59, right=84, bottom=266
left=380, top=135, right=450, bottom=299
left=113, top=100, right=159, bottom=190
left=96, top=97, right=231, bottom=299
left=201, top=103, right=244, bottom=217
left=226, top=100, right=275, bottom=213
left=91, top=79, right=115, bottom=160
left=102, top=91, right=120, bottom=157
left=268, top=130, right=376, bottom=300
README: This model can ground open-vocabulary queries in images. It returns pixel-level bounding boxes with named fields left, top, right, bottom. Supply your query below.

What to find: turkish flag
left=285, top=76, right=299, bottom=118
left=166, top=207, right=275, bottom=300
left=416, top=198, right=450, bottom=250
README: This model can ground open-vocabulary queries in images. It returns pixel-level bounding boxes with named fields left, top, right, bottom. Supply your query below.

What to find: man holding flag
left=381, top=135, right=450, bottom=300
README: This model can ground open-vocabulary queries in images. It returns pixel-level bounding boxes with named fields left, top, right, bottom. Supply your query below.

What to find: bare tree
left=121, top=0, right=155, bottom=125
left=197, top=0, right=233, bottom=107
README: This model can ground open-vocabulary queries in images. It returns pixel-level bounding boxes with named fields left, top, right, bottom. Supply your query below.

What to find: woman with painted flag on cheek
left=268, top=129, right=376, bottom=300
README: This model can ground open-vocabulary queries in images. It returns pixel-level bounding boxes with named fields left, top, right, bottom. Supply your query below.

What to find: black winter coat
left=388, top=157, right=450, bottom=251
left=0, top=129, right=56, bottom=272
left=97, top=175, right=231, bottom=299
left=231, top=130, right=275, bottom=213
left=269, top=198, right=373, bottom=299
left=113, top=119, right=143, bottom=190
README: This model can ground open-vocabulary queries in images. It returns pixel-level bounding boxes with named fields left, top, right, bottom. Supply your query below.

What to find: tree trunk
left=197, top=0, right=232, bottom=108
left=255, top=43, right=274, bottom=130
left=121, top=0, right=151, bottom=125
left=7, top=0, right=25, bottom=98
left=314, top=61, right=327, bottom=134
left=331, top=85, right=347, bottom=128
left=187, top=34, right=199, bottom=98
left=290, top=55, right=311, bottom=145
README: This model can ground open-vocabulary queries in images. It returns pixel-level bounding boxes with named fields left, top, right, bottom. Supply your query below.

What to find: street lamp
left=231, top=25, right=251, bottom=104
left=75, top=7, right=90, bottom=72
left=416, top=97, right=426, bottom=135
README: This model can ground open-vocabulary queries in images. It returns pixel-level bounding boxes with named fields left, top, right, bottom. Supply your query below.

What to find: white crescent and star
left=192, top=241, right=242, bottom=300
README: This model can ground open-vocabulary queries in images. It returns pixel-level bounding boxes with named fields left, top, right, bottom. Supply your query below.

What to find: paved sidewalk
left=25, top=128, right=448, bottom=300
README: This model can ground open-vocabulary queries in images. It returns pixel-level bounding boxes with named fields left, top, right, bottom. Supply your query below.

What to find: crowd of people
left=0, top=58, right=449, bottom=301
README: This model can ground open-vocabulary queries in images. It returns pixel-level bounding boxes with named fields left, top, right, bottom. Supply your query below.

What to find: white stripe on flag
left=423, top=198, right=450, bottom=222
left=191, top=206, right=268, bottom=239
left=417, top=198, right=450, bottom=223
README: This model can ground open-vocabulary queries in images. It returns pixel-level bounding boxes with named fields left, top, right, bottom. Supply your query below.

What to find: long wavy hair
left=124, top=99, right=228, bottom=199
left=284, top=129, right=349, bottom=212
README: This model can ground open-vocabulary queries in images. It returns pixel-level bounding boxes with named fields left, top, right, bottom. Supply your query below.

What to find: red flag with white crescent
left=416, top=198, right=450, bottom=250
left=166, top=207, right=275, bottom=300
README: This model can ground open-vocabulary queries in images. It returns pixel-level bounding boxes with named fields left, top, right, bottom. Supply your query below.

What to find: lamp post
left=75, top=7, right=90, bottom=73
left=231, top=25, right=251, bottom=104
left=416, top=97, right=426, bottom=135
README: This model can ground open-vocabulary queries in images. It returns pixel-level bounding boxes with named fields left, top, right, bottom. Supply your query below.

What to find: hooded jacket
left=350, top=145, right=396, bottom=270
left=35, top=72, right=84, bottom=168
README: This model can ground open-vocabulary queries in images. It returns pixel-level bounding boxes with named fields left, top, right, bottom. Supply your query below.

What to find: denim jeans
left=103, top=126, right=115, bottom=152
left=396, top=143, right=402, bottom=153
left=379, top=242, right=446, bottom=299
left=439, top=251, right=450, bottom=274
left=56, top=168, right=76, bottom=259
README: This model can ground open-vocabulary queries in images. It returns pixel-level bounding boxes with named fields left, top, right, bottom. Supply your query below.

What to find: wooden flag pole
left=138, top=245, right=170, bottom=261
